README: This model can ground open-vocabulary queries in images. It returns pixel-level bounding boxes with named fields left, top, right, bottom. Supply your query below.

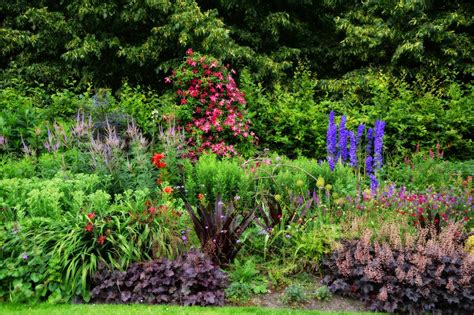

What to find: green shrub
left=225, top=258, right=268, bottom=303
left=183, top=154, right=255, bottom=208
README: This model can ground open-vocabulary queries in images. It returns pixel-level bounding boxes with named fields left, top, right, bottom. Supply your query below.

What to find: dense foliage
left=1, top=1, right=472, bottom=88
left=322, top=226, right=474, bottom=314
left=91, top=250, right=227, bottom=306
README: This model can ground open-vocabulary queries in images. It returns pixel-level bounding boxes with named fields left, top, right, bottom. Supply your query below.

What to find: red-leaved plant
left=165, top=48, right=256, bottom=158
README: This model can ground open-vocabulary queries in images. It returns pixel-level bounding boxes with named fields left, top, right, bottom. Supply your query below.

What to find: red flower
left=163, top=186, right=173, bottom=194
left=181, top=98, right=188, bottom=105
left=98, top=235, right=107, bottom=245
left=151, top=153, right=166, bottom=168
left=87, top=212, right=96, bottom=220
left=148, top=206, right=156, bottom=214
left=85, top=223, right=94, bottom=232
left=197, top=193, right=204, bottom=200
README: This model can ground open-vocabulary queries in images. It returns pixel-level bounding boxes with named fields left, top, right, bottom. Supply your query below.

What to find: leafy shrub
left=313, top=285, right=331, bottom=301
left=91, top=250, right=227, bottom=306
left=281, top=284, right=307, bottom=305
left=183, top=154, right=255, bottom=208
left=0, top=221, right=64, bottom=303
left=225, top=258, right=268, bottom=303
left=322, top=226, right=474, bottom=314
left=242, top=69, right=474, bottom=160
left=185, top=195, right=256, bottom=266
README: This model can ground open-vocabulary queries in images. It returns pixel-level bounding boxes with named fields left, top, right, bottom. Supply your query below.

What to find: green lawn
left=0, top=304, right=374, bottom=315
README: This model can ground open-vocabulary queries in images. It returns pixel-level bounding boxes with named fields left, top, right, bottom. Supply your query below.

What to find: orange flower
left=197, top=193, right=204, bottom=200
left=163, top=186, right=173, bottom=194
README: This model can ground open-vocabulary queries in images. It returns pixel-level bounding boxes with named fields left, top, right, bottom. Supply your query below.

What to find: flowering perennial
left=165, top=49, right=255, bottom=158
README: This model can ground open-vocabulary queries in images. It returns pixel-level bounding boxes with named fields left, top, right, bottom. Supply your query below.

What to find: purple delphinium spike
left=370, top=173, right=378, bottom=194
left=338, top=115, right=348, bottom=161
left=373, top=120, right=385, bottom=170
left=326, top=111, right=338, bottom=171
left=356, top=124, right=365, bottom=146
left=349, top=131, right=357, bottom=167
left=365, top=155, right=373, bottom=174
left=366, top=127, right=373, bottom=154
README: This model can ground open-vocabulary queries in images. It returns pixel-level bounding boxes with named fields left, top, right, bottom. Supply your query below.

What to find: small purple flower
left=22, top=253, right=29, bottom=260
left=285, top=234, right=291, bottom=239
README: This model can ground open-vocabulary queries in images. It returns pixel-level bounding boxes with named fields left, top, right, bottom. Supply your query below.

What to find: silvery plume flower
left=126, top=120, right=148, bottom=148
left=104, top=121, right=122, bottom=150
left=0, top=135, right=7, bottom=148
left=72, top=111, right=93, bottom=138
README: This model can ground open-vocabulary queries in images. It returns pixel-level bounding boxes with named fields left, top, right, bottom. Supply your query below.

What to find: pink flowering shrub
left=165, top=48, right=256, bottom=158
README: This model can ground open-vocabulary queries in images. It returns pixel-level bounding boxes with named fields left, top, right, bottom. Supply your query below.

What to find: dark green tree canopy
left=1, top=0, right=472, bottom=89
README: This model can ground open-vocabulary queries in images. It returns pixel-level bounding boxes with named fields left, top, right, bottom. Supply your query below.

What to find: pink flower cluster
left=165, top=48, right=256, bottom=157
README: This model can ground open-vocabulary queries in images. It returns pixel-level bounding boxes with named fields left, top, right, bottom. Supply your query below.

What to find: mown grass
left=0, top=304, right=375, bottom=315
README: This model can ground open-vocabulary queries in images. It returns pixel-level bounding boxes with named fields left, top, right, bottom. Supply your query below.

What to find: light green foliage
left=184, top=154, right=255, bottom=207
left=0, top=172, right=104, bottom=221
left=225, top=258, right=268, bottom=303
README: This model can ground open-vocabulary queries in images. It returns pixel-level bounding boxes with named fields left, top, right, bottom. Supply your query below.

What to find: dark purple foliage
left=322, top=229, right=474, bottom=314
left=91, top=250, right=227, bottom=306
left=257, top=194, right=313, bottom=230
left=185, top=195, right=256, bottom=266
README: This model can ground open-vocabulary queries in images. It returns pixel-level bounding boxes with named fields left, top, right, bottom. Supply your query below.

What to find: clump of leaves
left=281, top=284, right=307, bottom=305
left=313, top=285, right=331, bottom=301
left=90, top=250, right=227, bottom=306
left=322, top=225, right=474, bottom=314
left=185, top=195, right=255, bottom=266
left=225, top=258, right=268, bottom=303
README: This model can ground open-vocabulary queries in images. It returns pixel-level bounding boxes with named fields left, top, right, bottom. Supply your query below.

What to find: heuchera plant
left=322, top=225, right=474, bottom=314
left=165, top=48, right=256, bottom=158
left=90, top=250, right=227, bottom=306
